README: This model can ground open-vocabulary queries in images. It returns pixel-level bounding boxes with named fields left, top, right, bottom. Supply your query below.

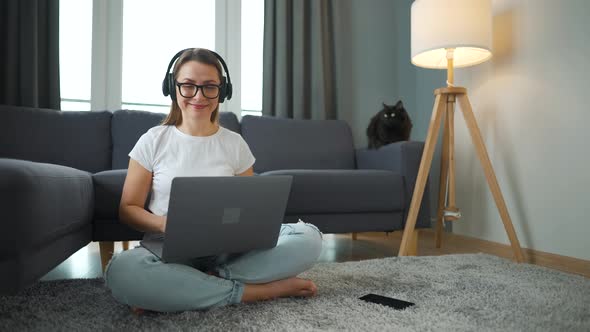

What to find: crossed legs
left=104, top=222, right=323, bottom=312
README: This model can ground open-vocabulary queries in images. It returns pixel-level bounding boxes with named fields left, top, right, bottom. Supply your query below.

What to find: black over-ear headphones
left=162, top=48, right=233, bottom=103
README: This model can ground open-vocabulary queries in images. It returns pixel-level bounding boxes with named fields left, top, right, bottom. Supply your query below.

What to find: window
left=59, top=0, right=92, bottom=111
left=59, top=0, right=264, bottom=116
left=241, top=0, right=264, bottom=116
left=121, top=0, right=215, bottom=113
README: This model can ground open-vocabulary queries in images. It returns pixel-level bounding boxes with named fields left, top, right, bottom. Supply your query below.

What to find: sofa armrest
left=355, top=141, right=423, bottom=175
left=0, top=158, right=94, bottom=257
left=355, top=141, right=431, bottom=228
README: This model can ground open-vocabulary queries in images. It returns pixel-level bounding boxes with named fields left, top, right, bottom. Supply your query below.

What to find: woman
left=105, top=48, right=323, bottom=313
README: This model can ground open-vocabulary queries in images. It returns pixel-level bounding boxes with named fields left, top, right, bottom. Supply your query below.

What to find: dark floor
left=41, top=233, right=406, bottom=281
left=42, top=229, right=588, bottom=280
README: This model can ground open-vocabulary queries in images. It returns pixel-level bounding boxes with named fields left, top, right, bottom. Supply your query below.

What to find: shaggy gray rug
left=1, top=253, right=589, bottom=331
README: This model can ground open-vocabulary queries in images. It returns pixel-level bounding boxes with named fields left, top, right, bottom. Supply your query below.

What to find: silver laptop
left=140, top=175, right=292, bottom=263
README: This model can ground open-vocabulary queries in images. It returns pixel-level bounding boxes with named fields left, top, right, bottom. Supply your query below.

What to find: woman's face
left=175, top=60, right=221, bottom=122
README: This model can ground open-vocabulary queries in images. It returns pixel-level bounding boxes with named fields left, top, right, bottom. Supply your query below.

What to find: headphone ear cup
left=225, top=80, right=233, bottom=101
left=168, top=73, right=176, bottom=102
left=218, top=77, right=227, bottom=103
left=162, top=75, right=169, bottom=97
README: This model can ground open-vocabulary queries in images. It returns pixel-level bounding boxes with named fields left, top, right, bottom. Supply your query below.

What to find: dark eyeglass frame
left=175, top=82, right=221, bottom=99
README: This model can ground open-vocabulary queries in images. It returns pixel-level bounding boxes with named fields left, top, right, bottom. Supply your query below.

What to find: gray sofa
left=0, top=104, right=430, bottom=294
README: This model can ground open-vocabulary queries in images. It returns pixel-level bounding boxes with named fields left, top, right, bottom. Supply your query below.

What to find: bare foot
left=271, top=277, right=317, bottom=298
left=130, top=307, right=145, bottom=315
left=242, top=277, right=317, bottom=303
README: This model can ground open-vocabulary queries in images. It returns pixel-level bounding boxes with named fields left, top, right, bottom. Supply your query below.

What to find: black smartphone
left=359, top=293, right=415, bottom=310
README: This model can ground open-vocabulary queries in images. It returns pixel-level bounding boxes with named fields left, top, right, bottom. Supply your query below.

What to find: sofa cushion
left=111, top=110, right=242, bottom=170
left=0, top=158, right=93, bottom=256
left=0, top=105, right=112, bottom=173
left=218, top=112, right=241, bottom=134
left=111, top=110, right=165, bottom=170
left=94, top=168, right=404, bottom=218
left=241, top=115, right=355, bottom=173
left=283, top=212, right=404, bottom=234
left=93, top=169, right=152, bottom=221
left=93, top=169, right=128, bottom=220
left=91, top=168, right=146, bottom=242
left=261, top=169, right=404, bottom=214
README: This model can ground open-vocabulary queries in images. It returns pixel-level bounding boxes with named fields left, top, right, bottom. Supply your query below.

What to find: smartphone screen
left=359, top=293, right=415, bottom=310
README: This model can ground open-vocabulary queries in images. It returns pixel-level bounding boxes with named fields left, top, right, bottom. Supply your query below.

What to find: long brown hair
left=161, top=48, right=224, bottom=126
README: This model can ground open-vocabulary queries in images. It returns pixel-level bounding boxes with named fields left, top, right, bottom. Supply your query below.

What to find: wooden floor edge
left=438, top=230, right=590, bottom=278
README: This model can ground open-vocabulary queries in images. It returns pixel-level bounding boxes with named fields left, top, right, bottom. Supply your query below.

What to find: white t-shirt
left=128, top=125, right=256, bottom=217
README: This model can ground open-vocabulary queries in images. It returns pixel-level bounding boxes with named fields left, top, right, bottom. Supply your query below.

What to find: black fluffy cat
left=367, top=100, right=413, bottom=149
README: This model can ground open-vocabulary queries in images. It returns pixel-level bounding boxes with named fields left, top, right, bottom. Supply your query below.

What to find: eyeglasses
left=175, top=82, right=221, bottom=99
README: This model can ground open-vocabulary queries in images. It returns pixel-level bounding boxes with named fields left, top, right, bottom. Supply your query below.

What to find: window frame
left=81, top=0, right=245, bottom=117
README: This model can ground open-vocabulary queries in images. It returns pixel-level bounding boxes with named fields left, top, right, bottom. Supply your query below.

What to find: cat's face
left=378, top=102, right=408, bottom=128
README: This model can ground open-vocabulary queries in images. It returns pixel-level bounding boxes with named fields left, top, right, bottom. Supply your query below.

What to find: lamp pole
left=446, top=48, right=454, bottom=87
left=434, top=48, right=462, bottom=248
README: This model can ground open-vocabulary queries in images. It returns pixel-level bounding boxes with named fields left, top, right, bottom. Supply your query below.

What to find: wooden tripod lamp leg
left=457, top=95, right=525, bottom=263
left=399, top=94, right=446, bottom=256
left=446, top=96, right=460, bottom=220
left=435, top=102, right=451, bottom=248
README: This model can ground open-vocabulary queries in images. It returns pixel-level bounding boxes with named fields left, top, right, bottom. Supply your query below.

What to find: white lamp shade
left=411, top=0, right=492, bottom=69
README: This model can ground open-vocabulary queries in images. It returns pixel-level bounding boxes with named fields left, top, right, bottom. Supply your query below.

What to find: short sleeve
left=128, top=131, right=154, bottom=172
left=235, top=136, right=256, bottom=174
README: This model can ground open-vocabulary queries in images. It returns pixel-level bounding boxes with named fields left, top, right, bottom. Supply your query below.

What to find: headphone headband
left=162, top=48, right=232, bottom=102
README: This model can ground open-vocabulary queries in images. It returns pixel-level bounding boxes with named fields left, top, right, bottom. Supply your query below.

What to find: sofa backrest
left=0, top=104, right=112, bottom=173
left=240, top=115, right=355, bottom=173
left=111, top=109, right=241, bottom=170
left=110, top=110, right=166, bottom=170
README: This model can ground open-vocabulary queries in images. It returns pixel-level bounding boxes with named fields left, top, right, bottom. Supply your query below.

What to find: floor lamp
left=398, top=0, right=525, bottom=262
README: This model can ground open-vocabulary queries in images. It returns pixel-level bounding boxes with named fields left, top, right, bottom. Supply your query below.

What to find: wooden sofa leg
left=407, top=229, right=419, bottom=256
left=122, top=241, right=129, bottom=251
left=352, top=233, right=358, bottom=240
left=99, top=241, right=115, bottom=273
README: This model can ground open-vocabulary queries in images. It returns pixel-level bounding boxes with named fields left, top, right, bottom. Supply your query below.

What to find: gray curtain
left=0, top=0, right=61, bottom=109
left=263, top=0, right=336, bottom=120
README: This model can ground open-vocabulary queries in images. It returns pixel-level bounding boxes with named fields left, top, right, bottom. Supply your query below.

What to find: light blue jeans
left=104, top=221, right=323, bottom=312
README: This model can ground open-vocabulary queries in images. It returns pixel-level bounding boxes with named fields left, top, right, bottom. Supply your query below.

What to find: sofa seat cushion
left=92, top=162, right=145, bottom=242
left=93, top=169, right=151, bottom=222
left=93, top=169, right=128, bottom=221
left=261, top=169, right=405, bottom=214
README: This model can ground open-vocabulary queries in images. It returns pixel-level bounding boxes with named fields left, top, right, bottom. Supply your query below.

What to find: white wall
left=452, top=0, right=590, bottom=260
left=332, top=0, right=445, bottom=227
left=333, top=0, right=445, bottom=148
